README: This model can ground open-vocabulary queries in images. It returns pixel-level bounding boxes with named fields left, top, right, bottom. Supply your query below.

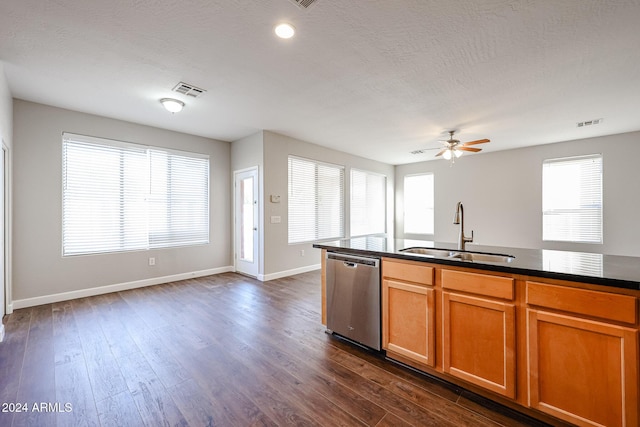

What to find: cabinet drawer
left=382, top=259, right=434, bottom=285
left=442, top=269, right=514, bottom=300
left=526, top=281, right=637, bottom=324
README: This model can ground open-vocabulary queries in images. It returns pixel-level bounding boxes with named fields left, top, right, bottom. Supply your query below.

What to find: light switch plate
left=270, top=195, right=281, bottom=203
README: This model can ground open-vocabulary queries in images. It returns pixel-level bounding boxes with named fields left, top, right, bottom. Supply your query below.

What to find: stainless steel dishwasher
left=325, top=252, right=381, bottom=350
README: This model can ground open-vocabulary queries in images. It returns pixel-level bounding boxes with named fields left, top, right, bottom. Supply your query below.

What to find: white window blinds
left=350, top=169, right=386, bottom=237
left=542, top=154, right=602, bottom=243
left=62, top=133, right=209, bottom=256
left=288, top=156, right=344, bottom=244
left=403, top=173, right=434, bottom=235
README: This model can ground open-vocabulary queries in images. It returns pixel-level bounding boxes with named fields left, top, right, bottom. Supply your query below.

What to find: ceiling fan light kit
left=435, top=130, right=490, bottom=165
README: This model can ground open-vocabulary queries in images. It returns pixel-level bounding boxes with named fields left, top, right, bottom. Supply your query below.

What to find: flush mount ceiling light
left=160, top=98, right=185, bottom=113
left=274, top=23, right=296, bottom=39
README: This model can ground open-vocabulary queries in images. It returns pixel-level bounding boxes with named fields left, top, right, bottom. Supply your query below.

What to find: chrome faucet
left=453, top=202, right=473, bottom=251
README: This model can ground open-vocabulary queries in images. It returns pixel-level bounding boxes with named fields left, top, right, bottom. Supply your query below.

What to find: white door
left=234, top=167, right=259, bottom=277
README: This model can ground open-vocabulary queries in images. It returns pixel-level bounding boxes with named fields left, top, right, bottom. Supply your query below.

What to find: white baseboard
left=12, top=266, right=234, bottom=310
left=0, top=323, right=4, bottom=342
left=259, top=263, right=321, bottom=282
left=6, top=303, right=12, bottom=315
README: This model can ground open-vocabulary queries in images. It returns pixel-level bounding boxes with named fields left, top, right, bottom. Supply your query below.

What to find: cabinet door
left=443, top=292, right=516, bottom=398
left=382, top=279, right=435, bottom=367
left=528, top=309, right=638, bottom=427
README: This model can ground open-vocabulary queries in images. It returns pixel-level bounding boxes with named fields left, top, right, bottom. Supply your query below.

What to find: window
left=542, top=154, right=602, bottom=243
left=403, top=173, right=434, bottom=235
left=288, top=156, right=344, bottom=244
left=350, top=169, right=386, bottom=237
left=62, top=133, right=209, bottom=256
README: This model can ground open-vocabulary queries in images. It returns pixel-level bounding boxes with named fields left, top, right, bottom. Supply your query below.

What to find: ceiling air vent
left=577, top=118, right=603, bottom=128
left=288, top=0, right=320, bottom=9
left=410, top=149, right=427, bottom=155
left=172, top=82, right=206, bottom=98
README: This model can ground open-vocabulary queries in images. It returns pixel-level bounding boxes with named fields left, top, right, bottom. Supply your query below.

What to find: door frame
left=0, top=143, right=8, bottom=341
left=233, top=166, right=261, bottom=278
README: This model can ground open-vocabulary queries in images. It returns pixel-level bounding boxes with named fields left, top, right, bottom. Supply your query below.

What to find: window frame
left=403, top=172, right=435, bottom=236
left=62, top=132, right=210, bottom=256
left=542, top=154, right=603, bottom=244
left=287, top=155, right=345, bottom=244
left=349, top=168, right=387, bottom=238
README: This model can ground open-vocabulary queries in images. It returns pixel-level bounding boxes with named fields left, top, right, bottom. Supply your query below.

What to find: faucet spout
left=453, top=202, right=473, bottom=251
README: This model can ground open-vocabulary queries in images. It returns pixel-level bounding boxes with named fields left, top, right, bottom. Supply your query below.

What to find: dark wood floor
left=0, top=271, right=552, bottom=426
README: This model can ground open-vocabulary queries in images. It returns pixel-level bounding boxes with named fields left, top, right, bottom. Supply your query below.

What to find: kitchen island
left=314, top=237, right=640, bottom=427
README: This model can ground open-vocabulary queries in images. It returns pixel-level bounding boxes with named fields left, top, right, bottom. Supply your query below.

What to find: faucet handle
left=465, top=230, right=474, bottom=243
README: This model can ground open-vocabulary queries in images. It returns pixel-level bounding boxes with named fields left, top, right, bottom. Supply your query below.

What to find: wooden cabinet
left=382, top=259, right=435, bottom=368
left=526, top=281, right=638, bottom=427
left=375, top=258, right=640, bottom=426
left=441, top=270, right=516, bottom=398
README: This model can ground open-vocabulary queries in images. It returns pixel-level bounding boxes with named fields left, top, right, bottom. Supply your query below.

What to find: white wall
left=262, top=131, right=395, bottom=278
left=12, top=100, right=232, bottom=304
left=395, top=131, right=640, bottom=256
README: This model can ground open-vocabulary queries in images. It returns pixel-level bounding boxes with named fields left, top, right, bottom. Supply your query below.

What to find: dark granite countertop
left=313, top=237, right=640, bottom=291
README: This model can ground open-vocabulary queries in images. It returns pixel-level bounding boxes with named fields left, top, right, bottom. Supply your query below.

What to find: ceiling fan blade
left=435, top=149, right=447, bottom=157
left=456, top=146, right=482, bottom=152
left=461, top=138, right=490, bottom=146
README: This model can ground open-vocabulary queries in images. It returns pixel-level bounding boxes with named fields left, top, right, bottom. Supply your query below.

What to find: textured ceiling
left=1, top=0, right=639, bottom=165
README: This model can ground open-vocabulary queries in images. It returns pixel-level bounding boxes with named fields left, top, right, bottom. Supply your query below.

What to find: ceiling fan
left=435, top=130, right=490, bottom=163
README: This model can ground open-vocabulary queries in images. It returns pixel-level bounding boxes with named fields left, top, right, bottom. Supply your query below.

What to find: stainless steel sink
left=399, top=248, right=457, bottom=258
left=400, top=247, right=515, bottom=263
left=450, top=252, right=515, bottom=263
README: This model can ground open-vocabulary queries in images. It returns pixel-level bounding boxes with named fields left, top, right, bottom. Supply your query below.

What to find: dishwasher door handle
left=343, top=261, right=357, bottom=268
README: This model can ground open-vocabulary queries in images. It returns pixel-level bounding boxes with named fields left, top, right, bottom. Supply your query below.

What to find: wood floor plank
left=375, top=412, right=415, bottom=427
left=116, top=288, right=171, bottom=331
left=157, top=334, right=278, bottom=426
left=127, top=327, right=191, bottom=389
left=70, top=298, right=128, bottom=403
left=89, top=296, right=140, bottom=360
left=182, top=293, right=387, bottom=426
left=115, top=351, right=188, bottom=427
left=95, top=391, right=144, bottom=427
left=219, top=332, right=369, bottom=426
left=456, top=391, right=562, bottom=427
left=172, top=276, right=470, bottom=426
left=52, top=302, right=84, bottom=366
left=14, top=304, right=57, bottom=427
left=328, top=346, right=502, bottom=426
left=169, top=378, right=235, bottom=427
left=205, top=276, right=507, bottom=426
left=0, top=308, right=32, bottom=427
left=243, top=335, right=387, bottom=426
left=191, top=344, right=323, bottom=427
left=200, top=277, right=495, bottom=427
left=192, top=276, right=452, bottom=426
left=54, top=360, right=100, bottom=427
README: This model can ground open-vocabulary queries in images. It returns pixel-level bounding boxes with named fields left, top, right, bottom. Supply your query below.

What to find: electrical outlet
left=300, top=250, right=305, bottom=256
left=149, top=257, right=156, bottom=266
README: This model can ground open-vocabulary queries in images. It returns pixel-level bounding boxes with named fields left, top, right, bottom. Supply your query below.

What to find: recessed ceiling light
left=160, top=98, right=185, bottom=113
left=274, top=23, right=295, bottom=39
